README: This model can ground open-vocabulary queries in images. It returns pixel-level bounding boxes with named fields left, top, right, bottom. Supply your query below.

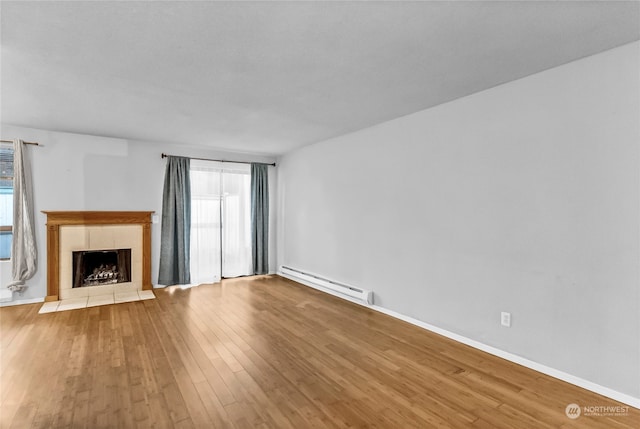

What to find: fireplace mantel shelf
left=43, top=211, right=154, bottom=301
left=42, top=211, right=154, bottom=225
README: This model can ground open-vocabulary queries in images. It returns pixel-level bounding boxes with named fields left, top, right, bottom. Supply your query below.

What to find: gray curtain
left=250, top=163, right=269, bottom=275
left=8, top=140, right=37, bottom=292
left=158, top=156, right=191, bottom=285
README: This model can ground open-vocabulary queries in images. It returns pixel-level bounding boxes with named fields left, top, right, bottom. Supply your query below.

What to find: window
left=0, top=145, right=13, bottom=260
left=190, top=161, right=251, bottom=285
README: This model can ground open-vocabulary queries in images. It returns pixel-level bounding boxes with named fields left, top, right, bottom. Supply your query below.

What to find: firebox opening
left=72, top=249, right=132, bottom=288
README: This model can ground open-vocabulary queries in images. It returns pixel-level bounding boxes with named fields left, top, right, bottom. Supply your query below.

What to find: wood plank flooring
left=1, top=275, right=637, bottom=428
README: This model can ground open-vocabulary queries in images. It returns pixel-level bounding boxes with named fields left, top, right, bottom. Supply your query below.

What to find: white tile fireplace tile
left=138, top=290, right=156, bottom=300
left=87, top=284, right=116, bottom=297
left=61, top=225, right=89, bottom=249
left=115, top=291, right=140, bottom=303
left=38, top=301, right=60, bottom=314
left=116, top=283, right=139, bottom=293
left=40, top=289, right=155, bottom=313
left=61, top=286, right=90, bottom=300
left=110, top=225, right=141, bottom=247
left=57, top=297, right=88, bottom=311
left=87, top=294, right=115, bottom=307
left=88, top=227, right=115, bottom=249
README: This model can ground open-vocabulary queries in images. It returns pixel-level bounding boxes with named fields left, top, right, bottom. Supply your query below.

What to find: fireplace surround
left=43, top=211, right=153, bottom=301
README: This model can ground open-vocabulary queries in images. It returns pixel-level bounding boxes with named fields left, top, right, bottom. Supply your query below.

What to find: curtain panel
left=158, top=156, right=191, bottom=285
left=250, top=163, right=269, bottom=275
left=8, top=140, right=37, bottom=292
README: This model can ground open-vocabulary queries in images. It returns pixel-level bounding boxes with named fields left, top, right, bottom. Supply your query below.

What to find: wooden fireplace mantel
left=42, top=211, right=154, bottom=302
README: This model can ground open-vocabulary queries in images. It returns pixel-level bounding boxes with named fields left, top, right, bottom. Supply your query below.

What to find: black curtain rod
left=161, top=153, right=275, bottom=167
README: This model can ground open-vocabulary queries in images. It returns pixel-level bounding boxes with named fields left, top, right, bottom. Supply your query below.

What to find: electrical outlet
left=501, top=312, right=511, bottom=327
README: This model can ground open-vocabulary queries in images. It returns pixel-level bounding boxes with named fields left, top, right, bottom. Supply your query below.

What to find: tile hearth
left=39, top=290, right=155, bottom=313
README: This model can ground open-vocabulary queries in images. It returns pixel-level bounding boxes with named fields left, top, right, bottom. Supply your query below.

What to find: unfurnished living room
left=0, top=1, right=639, bottom=428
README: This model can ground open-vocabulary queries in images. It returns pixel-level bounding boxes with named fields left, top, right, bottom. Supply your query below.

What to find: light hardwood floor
left=1, top=275, right=637, bottom=428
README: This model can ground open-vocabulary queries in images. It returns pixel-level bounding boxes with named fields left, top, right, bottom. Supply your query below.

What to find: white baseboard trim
left=0, top=297, right=45, bottom=307
left=278, top=273, right=640, bottom=409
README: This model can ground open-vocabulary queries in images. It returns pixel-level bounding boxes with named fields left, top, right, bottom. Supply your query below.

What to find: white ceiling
left=1, top=1, right=638, bottom=156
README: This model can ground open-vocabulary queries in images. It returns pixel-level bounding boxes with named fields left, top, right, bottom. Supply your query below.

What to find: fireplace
left=43, top=211, right=153, bottom=301
left=72, top=248, right=132, bottom=288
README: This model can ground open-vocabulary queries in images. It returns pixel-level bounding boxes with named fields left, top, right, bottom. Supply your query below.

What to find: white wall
left=0, top=125, right=278, bottom=300
left=276, top=42, right=640, bottom=398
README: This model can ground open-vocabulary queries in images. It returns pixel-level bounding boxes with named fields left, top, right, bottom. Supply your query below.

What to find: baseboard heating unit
left=279, top=265, right=373, bottom=305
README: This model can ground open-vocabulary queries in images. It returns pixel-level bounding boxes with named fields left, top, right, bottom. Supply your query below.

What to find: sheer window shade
left=190, top=161, right=251, bottom=285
